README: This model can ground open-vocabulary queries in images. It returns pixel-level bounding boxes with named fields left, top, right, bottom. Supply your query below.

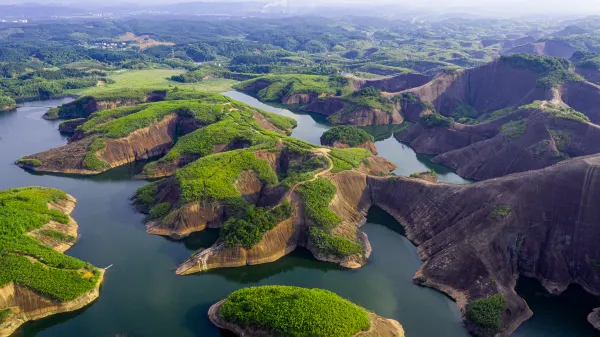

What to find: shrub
left=491, top=205, right=511, bottom=218
left=419, top=114, right=454, bottom=128
left=83, top=138, right=109, bottom=171
left=149, top=202, right=171, bottom=219
left=134, top=181, right=161, bottom=207
left=500, top=120, right=526, bottom=139
left=0, top=95, right=16, bottom=109
left=296, top=178, right=340, bottom=231
left=467, top=294, right=506, bottom=331
left=39, top=229, right=75, bottom=242
left=221, top=202, right=292, bottom=249
left=0, top=308, right=11, bottom=324
left=329, top=148, right=371, bottom=173
left=219, top=286, right=371, bottom=337
left=16, top=158, right=42, bottom=167
left=308, top=227, right=363, bottom=257
left=321, top=126, right=374, bottom=147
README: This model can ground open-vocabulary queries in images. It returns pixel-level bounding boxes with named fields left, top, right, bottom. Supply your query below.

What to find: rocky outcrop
left=357, top=73, right=432, bottom=94
left=42, top=90, right=167, bottom=120
left=365, top=155, right=600, bottom=335
left=396, top=106, right=600, bottom=180
left=0, top=195, right=104, bottom=337
left=304, top=98, right=403, bottom=126
left=504, top=40, right=578, bottom=59
left=281, top=93, right=319, bottom=105
left=560, top=81, right=600, bottom=124
left=329, top=140, right=378, bottom=154
left=401, top=60, right=552, bottom=117
left=208, top=299, right=405, bottom=337
left=588, top=308, right=600, bottom=331
left=58, top=118, right=86, bottom=134
left=17, top=114, right=178, bottom=175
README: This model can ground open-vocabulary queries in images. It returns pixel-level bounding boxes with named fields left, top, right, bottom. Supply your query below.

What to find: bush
left=221, top=202, right=292, bottom=249
left=491, top=205, right=511, bottom=218
left=16, top=158, right=42, bottom=167
left=419, top=114, right=454, bottom=128
left=0, top=95, right=16, bottom=109
left=0, top=308, right=10, bottom=324
left=149, top=202, right=171, bottom=219
left=321, top=126, right=374, bottom=147
left=39, top=229, right=75, bottom=242
left=83, top=138, right=109, bottom=171
left=329, top=148, right=371, bottom=173
left=501, top=54, right=583, bottom=88
left=220, top=286, right=371, bottom=337
left=500, top=120, right=526, bottom=140
left=296, top=178, right=340, bottom=231
left=308, top=227, right=363, bottom=257
left=467, top=294, right=506, bottom=331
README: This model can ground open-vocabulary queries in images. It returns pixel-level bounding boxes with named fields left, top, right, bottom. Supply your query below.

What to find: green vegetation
left=0, top=187, right=100, bottom=302
left=219, top=286, right=370, bottom=337
left=38, top=229, right=76, bottom=243
left=134, top=180, right=161, bottom=207
left=149, top=203, right=171, bottom=219
left=550, top=130, right=571, bottom=153
left=308, top=227, right=363, bottom=256
left=236, top=74, right=351, bottom=101
left=419, top=113, right=454, bottom=128
left=0, top=308, right=11, bottom=324
left=410, top=170, right=437, bottom=179
left=329, top=148, right=371, bottom=173
left=256, top=109, right=297, bottom=133
left=321, top=126, right=374, bottom=147
left=0, top=95, right=16, bottom=110
left=83, top=138, right=109, bottom=171
left=500, top=120, right=526, bottom=139
left=452, top=103, right=479, bottom=122
left=501, top=54, right=583, bottom=88
left=79, top=69, right=235, bottom=96
left=176, top=150, right=278, bottom=203
left=491, top=205, right=511, bottom=218
left=16, top=158, right=42, bottom=167
left=467, top=294, right=506, bottom=331
left=221, top=202, right=292, bottom=249
left=297, top=178, right=340, bottom=231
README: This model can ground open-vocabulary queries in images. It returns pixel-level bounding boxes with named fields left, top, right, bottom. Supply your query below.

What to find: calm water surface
left=0, top=96, right=596, bottom=337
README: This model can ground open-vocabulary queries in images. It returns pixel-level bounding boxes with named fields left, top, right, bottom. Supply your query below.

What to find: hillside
left=17, top=94, right=297, bottom=175
left=392, top=55, right=600, bottom=180
left=234, top=74, right=414, bottom=126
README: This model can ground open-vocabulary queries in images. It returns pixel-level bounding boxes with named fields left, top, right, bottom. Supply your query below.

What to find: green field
left=77, top=69, right=236, bottom=95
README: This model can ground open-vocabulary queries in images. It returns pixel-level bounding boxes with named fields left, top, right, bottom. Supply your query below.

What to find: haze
left=0, top=0, right=599, bottom=17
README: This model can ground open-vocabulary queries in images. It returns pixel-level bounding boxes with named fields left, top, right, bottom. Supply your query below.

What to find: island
left=208, top=286, right=404, bottom=337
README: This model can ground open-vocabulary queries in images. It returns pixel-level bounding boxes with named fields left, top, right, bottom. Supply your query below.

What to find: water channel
left=0, top=94, right=597, bottom=336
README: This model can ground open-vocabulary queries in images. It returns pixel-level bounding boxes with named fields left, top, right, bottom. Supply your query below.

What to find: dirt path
left=284, top=148, right=333, bottom=200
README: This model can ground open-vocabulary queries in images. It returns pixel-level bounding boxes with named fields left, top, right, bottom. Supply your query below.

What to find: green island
left=320, top=125, right=375, bottom=147
left=214, top=286, right=373, bottom=337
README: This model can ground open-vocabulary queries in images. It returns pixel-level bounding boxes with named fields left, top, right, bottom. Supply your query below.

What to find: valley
left=3, top=8, right=600, bottom=337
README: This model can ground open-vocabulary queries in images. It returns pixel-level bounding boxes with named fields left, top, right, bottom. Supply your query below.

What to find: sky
left=0, top=0, right=599, bottom=17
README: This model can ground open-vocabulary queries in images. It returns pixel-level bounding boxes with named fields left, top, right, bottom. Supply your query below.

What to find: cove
left=0, top=96, right=593, bottom=337
left=223, top=91, right=471, bottom=184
